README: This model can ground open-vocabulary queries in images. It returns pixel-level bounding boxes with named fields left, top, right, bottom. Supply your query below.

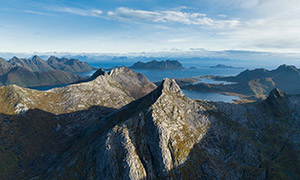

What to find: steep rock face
left=38, top=79, right=212, bottom=179
left=50, top=66, right=157, bottom=113
left=38, top=80, right=300, bottom=180
left=0, top=67, right=156, bottom=180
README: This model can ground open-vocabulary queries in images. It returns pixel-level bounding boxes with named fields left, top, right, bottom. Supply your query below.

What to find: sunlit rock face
left=38, top=79, right=300, bottom=180
left=0, top=67, right=156, bottom=180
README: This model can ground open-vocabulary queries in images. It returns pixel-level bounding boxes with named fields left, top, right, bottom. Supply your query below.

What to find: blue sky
left=0, top=0, right=300, bottom=54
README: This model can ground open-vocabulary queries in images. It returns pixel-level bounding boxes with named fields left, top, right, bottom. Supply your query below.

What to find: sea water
left=87, top=61, right=244, bottom=102
left=32, top=61, right=245, bottom=102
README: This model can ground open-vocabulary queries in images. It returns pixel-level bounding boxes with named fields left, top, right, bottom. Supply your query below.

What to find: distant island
left=182, top=64, right=300, bottom=101
left=210, top=64, right=243, bottom=69
left=130, top=60, right=184, bottom=70
left=0, top=56, right=95, bottom=87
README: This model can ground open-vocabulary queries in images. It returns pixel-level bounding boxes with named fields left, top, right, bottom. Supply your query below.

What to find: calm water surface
left=32, top=61, right=244, bottom=102
left=182, top=90, right=239, bottom=103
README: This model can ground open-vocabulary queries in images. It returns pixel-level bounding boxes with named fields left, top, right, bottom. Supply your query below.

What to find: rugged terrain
left=183, top=64, right=300, bottom=100
left=130, top=60, right=184, bottom=70
left=0, top=67, right=156, bottom=180
left=36, top=79, right=300, bottom=179
left=0, top=68, right=299, bottom=180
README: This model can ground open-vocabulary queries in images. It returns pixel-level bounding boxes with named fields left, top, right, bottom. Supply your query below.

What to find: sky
left=0, top=0, right=300, bottom=54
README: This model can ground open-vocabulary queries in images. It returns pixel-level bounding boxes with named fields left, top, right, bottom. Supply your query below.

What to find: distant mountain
left=210, top=64, right=243, bottom=69
left=0, top=56, right=97, bottom=87
left=183, top=64, right=300, bottom=98
left=0, top=67, right=83, bottom=88
left=0, top=55, right=95, bottom=74
left=9, top=55, right=54, bottom=72
left=130, top=60, right=184, bottom=70
left=0, top=58, right=13, bottom=75
left=47, top=56, right=95, bottom=73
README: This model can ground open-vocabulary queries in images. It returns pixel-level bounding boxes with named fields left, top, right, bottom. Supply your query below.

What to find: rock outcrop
left=0, top=67, right=156, bottom=180
left=33, top=79, right=300, bottom=180
left=0, top=67, right=156, bottom=115
left=0, top=67, right=299, bottom=179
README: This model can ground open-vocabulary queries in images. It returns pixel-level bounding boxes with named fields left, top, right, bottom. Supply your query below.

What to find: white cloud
left=106, top=7, right=239, bottom=29
left=51, top=7, right=102, bottom=17
left=168, top=38, right=186, bottom=42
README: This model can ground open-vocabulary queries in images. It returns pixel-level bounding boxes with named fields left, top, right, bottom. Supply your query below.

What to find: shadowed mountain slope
left=33, top=79, right=300, bottom=179
left=0, top=67, right=83, bottom=88
left=0, top=67, right=156, bottom=180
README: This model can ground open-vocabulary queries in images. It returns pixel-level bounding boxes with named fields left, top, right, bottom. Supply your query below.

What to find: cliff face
left=0, top=67, right=299, bottom=179
left=0, top=67, right=156, bottom=180
left=37, top=79, right=300, bottom=180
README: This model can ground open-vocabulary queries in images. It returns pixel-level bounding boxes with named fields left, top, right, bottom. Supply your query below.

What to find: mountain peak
left=276, top=64, right=298, bottom=72
left=268, top=88, right=286, bottom=98
left=161, top=78, right=184, bottom=96
left=31, top=55, right=41, bottom=59
left=108, top=66, right=131, bottom=76
left=266, top=88, right=287, bottom=106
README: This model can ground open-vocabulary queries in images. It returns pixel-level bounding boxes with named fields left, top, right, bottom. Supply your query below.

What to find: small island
left=130, top=60, right=184, bottom=70
left=210, top=64, right=243, bottom=69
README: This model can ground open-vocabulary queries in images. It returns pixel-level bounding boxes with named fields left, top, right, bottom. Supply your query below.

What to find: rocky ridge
left=33, top=79, right=300, bottom=179
left=0, top=68, right=299, bottom=179
left=0, top=66, right=156, bottom=115
left=0, top=67, right=156, bottom=179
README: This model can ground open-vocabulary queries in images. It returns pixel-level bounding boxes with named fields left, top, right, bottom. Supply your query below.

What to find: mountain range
left=0, top=67, right=299, bottom=179
left=0, top=56, right=95, bottom=88
left=183, top=64, right=300, bottom=100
